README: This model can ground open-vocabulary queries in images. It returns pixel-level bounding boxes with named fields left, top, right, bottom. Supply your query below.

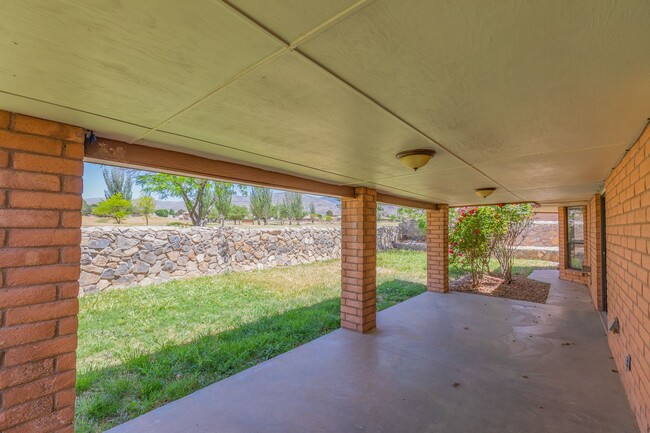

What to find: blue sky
left=83, top=163, right=144, bottom=199
left=83, top=163, right=284, bottom=201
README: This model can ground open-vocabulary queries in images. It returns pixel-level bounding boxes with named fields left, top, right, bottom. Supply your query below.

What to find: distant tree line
left=89, top=166, right=321, bottom=227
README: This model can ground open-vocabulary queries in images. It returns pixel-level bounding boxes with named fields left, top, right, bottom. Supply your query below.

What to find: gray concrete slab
left=107, top=273, right=638, bottom=433
left=530, top=269, right=596, bottom=311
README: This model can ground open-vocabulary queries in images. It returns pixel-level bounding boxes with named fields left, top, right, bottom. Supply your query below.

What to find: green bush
left=155, top=209, right=169, bottom=217
left=92, top=194, right=131, bottom=224
left=167, top=221, right=190, bottom=227
left=449, top=204, right=534, bottom=287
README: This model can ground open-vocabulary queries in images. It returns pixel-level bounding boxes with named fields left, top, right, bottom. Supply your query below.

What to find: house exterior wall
left=0, top=111, right=84, bottom=432
left=600, top=125, right=650, bottom=433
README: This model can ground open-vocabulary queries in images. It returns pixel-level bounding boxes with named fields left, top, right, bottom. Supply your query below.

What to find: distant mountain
left=234, top=192, right=342, bottom=216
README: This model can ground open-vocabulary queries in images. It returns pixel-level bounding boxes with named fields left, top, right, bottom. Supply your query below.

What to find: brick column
left=0, top=111, right=84, bottom=432
left=341, top=187, right=376, bottom=333
left=427, top=205, right=449, bottom=292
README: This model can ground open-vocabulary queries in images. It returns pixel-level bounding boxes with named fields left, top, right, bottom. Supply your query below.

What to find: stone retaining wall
left=80, top=226, right=400, bottom=295
left=518, top=220, right=559, bottom=248
left=514, top=246, right=559, bottom=262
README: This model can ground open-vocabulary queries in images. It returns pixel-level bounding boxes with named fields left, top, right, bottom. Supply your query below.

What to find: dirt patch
left=451, top=274, right=550, bottom=304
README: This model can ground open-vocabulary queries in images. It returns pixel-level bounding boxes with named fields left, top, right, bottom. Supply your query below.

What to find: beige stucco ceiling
left=1, top=0, right=649, bottom=205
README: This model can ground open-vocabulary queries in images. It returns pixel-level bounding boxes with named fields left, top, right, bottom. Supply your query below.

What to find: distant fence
left=80, top=226, right=400, bottom=295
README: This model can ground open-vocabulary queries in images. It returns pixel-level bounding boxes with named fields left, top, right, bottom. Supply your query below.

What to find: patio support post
left=0, top=111, right=83, bottom=432
left=426, top=205, right=449, bottom=292
left=340, top=187, right=377, bottom=333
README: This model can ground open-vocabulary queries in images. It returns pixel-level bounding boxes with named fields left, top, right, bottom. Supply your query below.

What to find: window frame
left=566, top=206, right=585, bottom=270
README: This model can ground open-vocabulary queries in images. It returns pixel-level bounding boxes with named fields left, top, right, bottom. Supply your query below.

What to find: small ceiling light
left=475, top=187, right=497, bottom=198
left=396, top=149, right=436, bottom=171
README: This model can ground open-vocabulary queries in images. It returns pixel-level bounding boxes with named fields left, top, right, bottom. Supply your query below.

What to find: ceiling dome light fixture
left=396, top=149, right=436, bottom=171
left=475, top=187, right=497, bottom=198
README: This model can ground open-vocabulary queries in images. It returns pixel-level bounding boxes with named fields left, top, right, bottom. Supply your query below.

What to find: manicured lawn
left=76, top=250, right=427, bottom=432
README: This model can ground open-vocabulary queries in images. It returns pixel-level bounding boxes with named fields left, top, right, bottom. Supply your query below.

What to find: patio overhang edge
left=85, top=137, right=440, bottom=209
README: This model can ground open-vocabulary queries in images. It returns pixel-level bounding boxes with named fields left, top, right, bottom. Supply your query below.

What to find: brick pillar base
left=341, top=187, right=376, bottom=333
left=427, top=205, right=449, bottom=293
left=0, top=111, right=84, bottom=432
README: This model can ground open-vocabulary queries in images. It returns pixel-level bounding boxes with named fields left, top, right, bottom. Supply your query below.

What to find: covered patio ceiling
left=1, top=0, right=649, bottom=205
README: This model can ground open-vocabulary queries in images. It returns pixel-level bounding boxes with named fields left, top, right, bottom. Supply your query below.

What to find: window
left=566, top=207, right=585, bottom=270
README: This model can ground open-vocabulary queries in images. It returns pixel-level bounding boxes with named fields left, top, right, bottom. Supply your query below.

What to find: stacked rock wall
left=80, top=226, right=399, bottom=295
left=514, top=215, right=560, bottom=262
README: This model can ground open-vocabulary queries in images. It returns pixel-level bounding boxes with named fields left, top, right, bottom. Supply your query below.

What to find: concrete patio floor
left=107, top=270, right=638, bottom=433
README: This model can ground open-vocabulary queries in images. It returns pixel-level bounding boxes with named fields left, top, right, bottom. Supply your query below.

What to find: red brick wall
left=427, top=205, right=449, bottom=293
left=602, top=125, right=650, bottom=433
left=0, top=111, right=84, bottom=432
left=586, top=195, right=603, bottom=310
left=558, top=206, right=590, bottom=285
left=340, top=187, right=376, bottom=333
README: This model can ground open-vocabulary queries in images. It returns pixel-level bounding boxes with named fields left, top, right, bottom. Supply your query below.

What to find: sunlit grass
left=76, top=250, right=426, bottom=432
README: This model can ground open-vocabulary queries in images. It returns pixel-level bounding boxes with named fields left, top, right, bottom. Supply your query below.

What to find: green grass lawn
left=76, top=250, right=428, bottom=432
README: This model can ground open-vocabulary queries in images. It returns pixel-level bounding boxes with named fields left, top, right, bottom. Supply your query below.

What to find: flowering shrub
left=490, top=203, right=534, bottom=283
left=449, top=204, right=534, bottom=287
left=449, top=206, right=496, bottom=287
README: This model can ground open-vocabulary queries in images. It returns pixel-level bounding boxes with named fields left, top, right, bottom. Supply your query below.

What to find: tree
left=278, top=203, right=290, bottom=225
left=227, top=205, right=248, bottom=225
left=491, top=204, right=534, bottom=284
left=397, top=207, right=426, bottom=234
left=93, top=193, right=131, bottom=224
left=250, top=187, right=272, bottom=225
left=286, top=192, right=306, bottom=224
left=137, top=174, right=216, bottom=226
left=281, top=194, right=293, bottom=225
left=102, top=167, right=133, bottom=200
left=325, top=209, right=334, bottom=224
left=213, top=182, right=247, bottom=227
left=377, top=204, right=384, bottom=221
left=81, top=199, right=92, bottom=216
left=135, top=195, right=156, bottom=225
left=309, top=202, right=317, bottom=223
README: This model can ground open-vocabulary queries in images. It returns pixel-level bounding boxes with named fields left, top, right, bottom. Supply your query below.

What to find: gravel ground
left=451, top=274, right=550, bottom=304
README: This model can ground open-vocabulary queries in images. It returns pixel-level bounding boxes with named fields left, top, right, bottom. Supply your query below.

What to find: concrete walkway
left=108, top=271, right=638, bottom=433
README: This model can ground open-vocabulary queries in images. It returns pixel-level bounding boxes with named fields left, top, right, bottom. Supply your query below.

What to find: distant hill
left=85, top=193, right=401, bottom=217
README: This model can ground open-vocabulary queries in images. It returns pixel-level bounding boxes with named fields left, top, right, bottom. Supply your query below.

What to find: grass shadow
left=75, top=279, right=425, bottom=433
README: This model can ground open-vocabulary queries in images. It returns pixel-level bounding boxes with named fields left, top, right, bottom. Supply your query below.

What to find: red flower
left=498, top=203, right=504, bottom=207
